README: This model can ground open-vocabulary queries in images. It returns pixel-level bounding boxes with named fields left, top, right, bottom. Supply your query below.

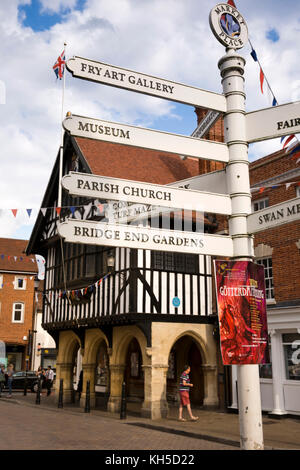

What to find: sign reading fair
left=58, top=220, right=234, bottom=257
left=214, top=260, right=269, bottom=366
left=66, top=56, right=226, bottom=112
left=62, top=172, right=232, bottom=215
left=63, top=114, right=229, bottom=163
left=246, top=101, right=300, bottom=143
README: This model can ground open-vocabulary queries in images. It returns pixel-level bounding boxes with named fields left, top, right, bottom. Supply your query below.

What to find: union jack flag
left=53, top=50, right=65, bottom=80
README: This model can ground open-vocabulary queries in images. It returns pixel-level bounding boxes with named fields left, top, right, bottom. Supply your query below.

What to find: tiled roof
left=0, top=238, right=38, bottom=273
left=74, top=137, right=200, bottom=184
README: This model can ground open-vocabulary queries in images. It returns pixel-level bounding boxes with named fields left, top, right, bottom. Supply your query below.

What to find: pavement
left=1, top=390, right=300, bottom=450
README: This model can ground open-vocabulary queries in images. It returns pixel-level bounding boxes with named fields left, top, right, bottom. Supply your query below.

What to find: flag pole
left=58, top=42, right=67, bottom=209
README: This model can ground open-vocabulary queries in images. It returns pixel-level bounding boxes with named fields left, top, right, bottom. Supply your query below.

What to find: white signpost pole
left=210, top=3, right=264, bottom=450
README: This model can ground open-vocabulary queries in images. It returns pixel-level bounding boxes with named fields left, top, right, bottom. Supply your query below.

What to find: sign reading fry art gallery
left=214, top=260, right=270, bottom=365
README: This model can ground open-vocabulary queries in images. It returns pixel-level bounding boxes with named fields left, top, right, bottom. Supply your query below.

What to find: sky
left=1, top=0, right=300, bottom=242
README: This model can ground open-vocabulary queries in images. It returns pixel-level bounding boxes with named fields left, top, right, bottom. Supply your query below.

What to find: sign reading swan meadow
left=247, top=197, right=300, bottom=233
left=62, top=172, right=232, bottom=215
left=62, top=114, right=229, bottom=163
left=58, top=220, right=234, bottom=257
left=66, top=56, right=227, bottom=112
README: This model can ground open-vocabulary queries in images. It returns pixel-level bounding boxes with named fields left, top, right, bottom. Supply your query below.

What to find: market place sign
left=66, top=57, right=226, bottom=112
left=209, top=2, right=248, bottom=49
left=57, top=219, right=234, bottom=257
left=62, top=114, right=229, bottom=163
left=61, top=172, right=232, bottom=215
left=247, top=197, right=300, bottom=233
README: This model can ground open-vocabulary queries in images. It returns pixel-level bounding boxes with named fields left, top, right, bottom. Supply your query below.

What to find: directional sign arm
left=61, top=172, right=232, bottom=215
left=246, top=101, right=300, bottom=143
left=63, top=114, right=229, bottom=163
left=58, top=219, right=234, bottom=257
left=66, top=56, right=227, bottom=112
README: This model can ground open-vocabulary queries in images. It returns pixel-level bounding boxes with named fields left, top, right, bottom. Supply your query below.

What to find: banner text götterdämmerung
left=214, top=260, right=270, bottom=365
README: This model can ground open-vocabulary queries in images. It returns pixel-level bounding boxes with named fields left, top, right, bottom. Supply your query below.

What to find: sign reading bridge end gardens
left=57, top=220, right=234, bottom=258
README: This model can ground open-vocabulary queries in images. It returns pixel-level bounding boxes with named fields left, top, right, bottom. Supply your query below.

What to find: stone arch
left=110, top=325, right=149, bottom=367
left=55, top=330, right=81, bottom=404
left=107, top=325, right=148, bottom=414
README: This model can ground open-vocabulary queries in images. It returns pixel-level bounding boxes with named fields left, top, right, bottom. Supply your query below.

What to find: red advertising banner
left=214, top=260, right=270, bottom=365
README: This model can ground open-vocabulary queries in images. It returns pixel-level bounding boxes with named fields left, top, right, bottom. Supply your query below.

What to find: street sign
left=247, top=197, right=300, bottom=233
left=167, top=169, right=228, bottom=195
left=66, top=56, right=227, bottom=112
left=209, top=3, right=248, bottom=49
left=191, top=110, right=220, bottom=139
left=62, top=172, right=232, bottom=215
left=246, top=101, right=300, bottom=143
left=62, top=114, right=229, bottom=163
left=58, top=219, right=234, bottom=257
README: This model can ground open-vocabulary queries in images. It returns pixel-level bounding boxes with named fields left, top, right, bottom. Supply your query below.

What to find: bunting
left=45, top=272, right=111, bottom=303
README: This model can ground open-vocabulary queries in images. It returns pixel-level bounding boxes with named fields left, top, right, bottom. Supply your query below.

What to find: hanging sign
left=214, top=260, right=270, bottom=365
left=58, top=220, right=234, bottom=257
left=62, top=114, right=229, bottom=163
left=61, top=172, right=232, bottom=215
left=66, top=56, right=226, bottom=112
left=247, top=196, right=300, bottom=233
left=209, top=3, right=248, bottom=49
left=246, top=101, right=300, bottom=143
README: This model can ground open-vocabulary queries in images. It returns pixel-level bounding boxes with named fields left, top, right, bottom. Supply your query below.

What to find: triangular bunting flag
left=40, top=208, right=47, bottom=217
left=56, top=207, right=62, bottom=216
left=26, top=209, right=32, bottom=218
left=11, top=209, right=18, bottom=217
left=260, top=67, right=265, bottom=94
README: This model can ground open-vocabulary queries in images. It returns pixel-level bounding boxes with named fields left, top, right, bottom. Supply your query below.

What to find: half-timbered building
left=26, top=116, right=225, bottom=419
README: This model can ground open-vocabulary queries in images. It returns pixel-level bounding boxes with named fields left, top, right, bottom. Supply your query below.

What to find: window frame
left=256, top=257, right=274, bottom=302
left=252, top=197, right=269, bottom=212
left=12, top=302, right=25, bottom=323
left=14, top=276, right=26, bottom=290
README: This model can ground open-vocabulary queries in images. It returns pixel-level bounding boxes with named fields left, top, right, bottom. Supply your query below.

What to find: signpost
left=246, top=101, right=300, bottom=143
left=62, top=171, right=232, bottom=215
left=247, top=197, right=300, bottom=233
left=57, top=219, right=234, bottom=257
left=62, top=114, right=229, bottom=163
left=66, top=56, right=227, bottom=112
left=209, top=2, right=264, bottom=450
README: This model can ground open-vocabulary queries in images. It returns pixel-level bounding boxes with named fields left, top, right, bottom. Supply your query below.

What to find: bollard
left=35, top=378, right=41, bottom=405
left=120, top=382, right=127, bottom=420
left=23, top=372, right=28, bottom=396
left=58, top=378, right=63, bottom=408
left=84, top=380, right=90, bottom=413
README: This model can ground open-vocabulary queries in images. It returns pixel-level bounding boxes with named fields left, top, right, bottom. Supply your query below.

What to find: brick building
left=0, top=238, right=38, bottom=371
left=228, top=148, right=300, bottom=416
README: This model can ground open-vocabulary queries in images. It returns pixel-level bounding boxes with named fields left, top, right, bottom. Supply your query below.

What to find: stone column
left=107, top=364, right=125, bottom=413
left=80, top=363, right=96, bottom=408
left=270, top=330, right=287, bottom=416
left=202, top=364, right=219, bottom=408
left=141, top=363, right=169, bottom=420
left=55, top=361, right=74, bottom=403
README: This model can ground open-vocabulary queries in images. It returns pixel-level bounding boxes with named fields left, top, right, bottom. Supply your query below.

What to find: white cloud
left=1, top=0, right=300, bottom=240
